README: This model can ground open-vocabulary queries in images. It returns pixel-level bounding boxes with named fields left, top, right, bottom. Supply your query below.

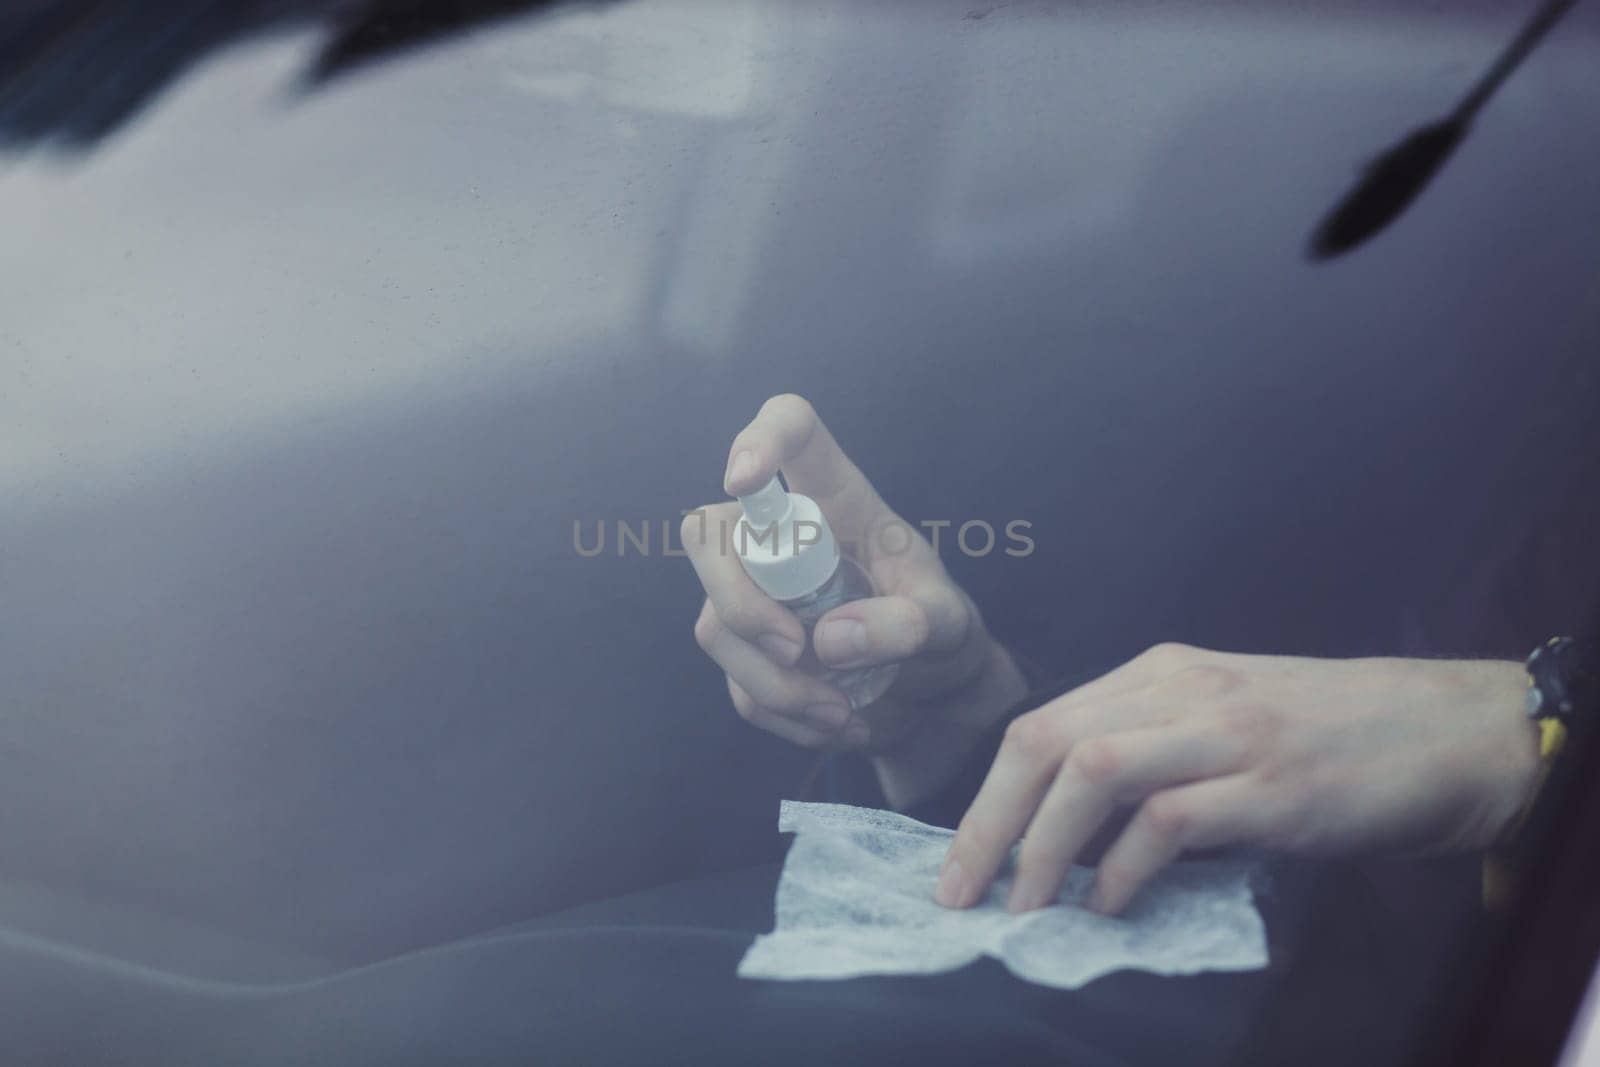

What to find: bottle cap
left=733, top=476, right=839, bottom=602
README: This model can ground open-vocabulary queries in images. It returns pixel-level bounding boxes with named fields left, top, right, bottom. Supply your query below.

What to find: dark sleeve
left=901, top=663, right=1091, bottom=829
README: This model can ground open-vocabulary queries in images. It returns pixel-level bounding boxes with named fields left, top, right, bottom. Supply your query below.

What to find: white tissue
left=737, top=801, right=1268, bottom=990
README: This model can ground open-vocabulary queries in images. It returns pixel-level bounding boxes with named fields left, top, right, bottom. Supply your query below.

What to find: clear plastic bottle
left=732, top=477, right=898, bottom=710
left=779, top=554, right=898, bottom=710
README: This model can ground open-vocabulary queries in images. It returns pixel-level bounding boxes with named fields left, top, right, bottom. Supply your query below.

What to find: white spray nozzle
left=730, top=475, right=839, bottom=602
left=737, top=476, right=792, bottom=531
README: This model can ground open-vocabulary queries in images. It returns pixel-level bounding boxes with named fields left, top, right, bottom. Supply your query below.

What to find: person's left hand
left=934, top=644, right=1539, bottom=916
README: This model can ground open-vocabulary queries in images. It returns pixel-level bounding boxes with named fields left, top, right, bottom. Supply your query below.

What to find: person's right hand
left=683, top=395, right=1028, bottom=805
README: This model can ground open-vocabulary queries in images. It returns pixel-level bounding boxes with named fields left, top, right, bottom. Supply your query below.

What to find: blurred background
left=1, top=0, right=1597, bottom=988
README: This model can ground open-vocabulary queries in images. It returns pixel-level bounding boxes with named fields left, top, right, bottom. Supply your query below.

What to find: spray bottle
left=732, top=476, right=898, bottom=710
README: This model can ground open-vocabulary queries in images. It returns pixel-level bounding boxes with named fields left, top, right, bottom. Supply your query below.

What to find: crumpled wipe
left=737, top=801, right=1268, bottom=990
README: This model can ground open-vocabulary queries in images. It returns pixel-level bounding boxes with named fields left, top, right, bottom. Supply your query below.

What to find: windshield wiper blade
left=1308, top=0, right=1580, bottom=261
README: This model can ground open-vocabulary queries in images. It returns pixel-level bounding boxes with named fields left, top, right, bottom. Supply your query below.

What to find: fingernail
left=724, top=450, right=756, bottom=491
left=842, top=720, right=870, bottom=746
left=804, top=703, right=851, bottom=730
left=1008, top=876, right=1049, bottom=914
left=756, top=633, right=802, bottom=665
left=935, top=857, right=969, bottom=908
left=815, top=619, right=869, bottom=663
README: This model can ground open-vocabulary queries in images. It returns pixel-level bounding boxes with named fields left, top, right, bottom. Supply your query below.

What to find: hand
left=683, top=395, right=1026, bottom=800
left=936, top=644, right=1539, bottom=916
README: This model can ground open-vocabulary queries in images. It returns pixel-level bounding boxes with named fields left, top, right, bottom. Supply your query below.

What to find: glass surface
left=2, top=1, right=1598, bottom=1063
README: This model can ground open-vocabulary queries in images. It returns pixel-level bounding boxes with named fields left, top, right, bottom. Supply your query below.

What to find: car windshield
left=3, top=2, right=1598, bottom=1065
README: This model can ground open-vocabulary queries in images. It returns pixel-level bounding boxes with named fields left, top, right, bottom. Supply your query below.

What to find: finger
left=936, top=681, right=1186, bottom=909
left=683, top=505, right=806, bottom=665
left=934, top=713, right=1070, bottom=909
left=723, top=395, right=885, bottom=524
left=696, top=605, right=850, bottom=722
left=1088, top=774, right=1274, bottom=916
left=811, top=584, right=966, bottom=670
left=729, top=678, right=869, bottom=748
left=727, top=679, right=839, bottom=748
left=1007, top=723, right=1256, bottom=912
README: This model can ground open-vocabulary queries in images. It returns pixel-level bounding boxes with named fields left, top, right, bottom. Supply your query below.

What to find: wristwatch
left=1484, top=635, right=1593, bottom=908
left=1522, top=636, right=1584, bottom=797
left=1525, top=635, right=1586, bottom=721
